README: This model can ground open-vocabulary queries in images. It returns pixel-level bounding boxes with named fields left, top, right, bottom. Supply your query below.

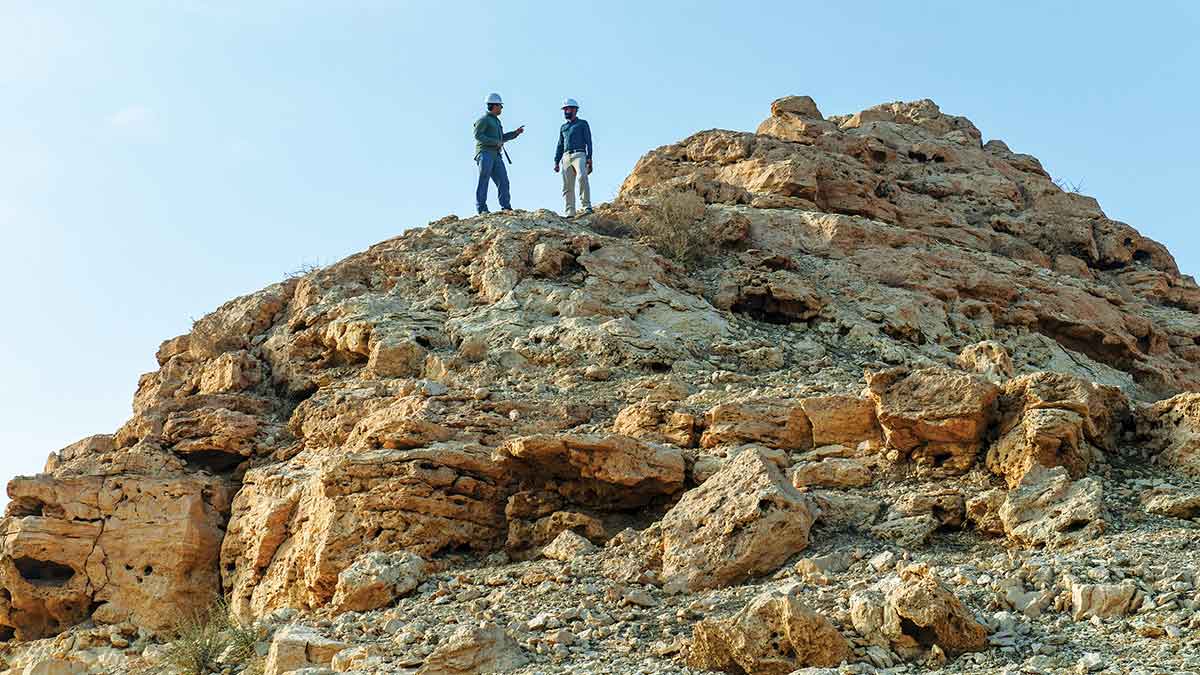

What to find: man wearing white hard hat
left=473, top=93, right=524, bottom=214
left=553, top=98, right=593, bottom=217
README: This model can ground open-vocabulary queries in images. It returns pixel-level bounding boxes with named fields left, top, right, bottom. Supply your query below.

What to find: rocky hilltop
left=3, top=97, right=1200, bottom=675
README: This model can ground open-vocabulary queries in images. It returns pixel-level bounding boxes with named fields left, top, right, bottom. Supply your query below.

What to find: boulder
left=1140, top=485, right=1200, bottom=519
left=264, top=624, right=349, bottom=675
left=612, top=402, right=697, bottom=447
left=687, top=585, right=852, bottom=674
left=1071, top=581, right=1138, bottom=620
left=965, top=488, right=1006, bottom=536
left=541, top=530, right=598, bottom=562
left=956, top=341, right=1014, bottom=382
left=330, top=551, right=425, bottom=614
left=700, top=401, right=812, bottom=451
left=660, top=448, right=817, bottom=591
left=0, top=473, right=231, bottom=640
left=850, top=564, right=987, bottom=659
left=867, top=368, right=999, bottom=473
left=416, top=624, right=529, bottom=675
left=1139, top=393, right=1200, bottom=476
left=891, top=488, right=965, bottom=528
left=999, top=465, right=1104, bottom=548
left=870, top=514, right=938, bottom=548
left=789, top=458, right=871, bottom=488
left=799, top=395, right=881, bottom=448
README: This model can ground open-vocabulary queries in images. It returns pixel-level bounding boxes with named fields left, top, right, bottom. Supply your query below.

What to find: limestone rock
left=870, top=514, right=938, bottom=548
left=331, top=551, right=425, bottom=614
left=1139, top=393, right=1200, bottom=476
left=416, top=624, right=529, bottom=675
left=798, top=395, right=881, bottom=448
left=687, top=585, right=852, bottom=674
left=700, top=401, right=812, bottom=451
left=965, top=488, right=1006, bottom=536
left=867, top=367, right=999, bottom=473
left=612, top=402, right=696, bottom=447
left=789, top=458, right=871, bottom=488
left=956, top=341, right=1014, bottom=382
left=999, top=465, right=1104, bottom=548
left=891, top=488, right=965, bottom=528
left=1071, top=581, right=1138, bottom=621
left=264, top=624, right=349, bottom=675
left=0, top=472, right=230, bottom=640
left=850, top=564, right=987, bottom=659
left=1140, top=485, right=1200, bottom=519
left=660, top=448, right=816, bottom=591
left=541, top=530, right=598, bottom=561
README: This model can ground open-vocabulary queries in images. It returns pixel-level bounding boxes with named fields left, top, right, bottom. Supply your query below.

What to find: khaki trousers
left=561, top=151, right=591, bottom=215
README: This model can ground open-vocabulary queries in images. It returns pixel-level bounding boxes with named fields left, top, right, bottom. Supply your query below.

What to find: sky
left=1, top=1, right=1198, bottom=505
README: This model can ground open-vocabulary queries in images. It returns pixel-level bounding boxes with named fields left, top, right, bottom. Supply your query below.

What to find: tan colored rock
left=892, top=488, right=965, bottom=528
left=1071, top=581, right=1137, bottom=620
left=264, top=624, right=349, bottom=675
left=810, top=490, right=884, bottom=530
left=956, top=340, right=1014, bottom=382
left=987, top=372, right=1128, bottom=487
left=541, top=530, right=598, bottom=562
left=867, top=367, right=1000, bottom=473
left=965, top=488, right=1006, bottom=536
left=416, top=624, right=529, bottom=675
left=799, top=395, right=881, bottom=448
left=1139, top=485, right=1200, bottom=519
left=790, top=458, right=871, bottom=488
left=687, top=584, right=852, bottom=674
left=999, top=465, right=1104, bottom=547
left=870, top=514, right=938, bottom=548
left=700, top=401, right=812, bottom=451
left=660, top=448, right=816, bottom=592
left=0, top=472, right=230, bottom=640
left=850, top=563, right=987, bottom=658
left=18, top=659, right=88, bottom=675
left=331, top=551, right=425, bottom=614
left=1139, top=393, right=1200, bottom=475
left=612, top=402, right=696, bottom=447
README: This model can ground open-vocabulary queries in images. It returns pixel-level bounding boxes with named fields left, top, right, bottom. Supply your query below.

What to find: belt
left=566, top=149, right=588, bottom=155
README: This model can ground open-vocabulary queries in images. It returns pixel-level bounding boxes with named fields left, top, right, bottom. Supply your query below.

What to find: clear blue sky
left=2, top=1, right=1198, bottom=501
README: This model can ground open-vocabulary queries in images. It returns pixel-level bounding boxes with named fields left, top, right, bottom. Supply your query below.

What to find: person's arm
left=554, top=126, right=565, bottom=165
left=502, top=128, right=521, bottom=142
left=584, top=121, right=593, bottom=161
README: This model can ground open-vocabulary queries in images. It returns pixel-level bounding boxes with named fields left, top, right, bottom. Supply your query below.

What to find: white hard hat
left=485, top=92, right=503, bottom=106
left=562, top=97, right=579, bottom=109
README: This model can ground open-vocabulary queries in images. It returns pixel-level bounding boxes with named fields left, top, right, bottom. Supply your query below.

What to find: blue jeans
left=475, top=150, right=510, bottom=213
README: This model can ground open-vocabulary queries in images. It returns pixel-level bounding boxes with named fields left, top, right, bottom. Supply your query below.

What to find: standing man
left=554, top=98, right=593, bottom=217
left=474, top=92, right=524, bottom=214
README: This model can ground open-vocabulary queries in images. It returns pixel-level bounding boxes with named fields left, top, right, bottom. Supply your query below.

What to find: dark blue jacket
left=555, top=118, right=592, bottom=163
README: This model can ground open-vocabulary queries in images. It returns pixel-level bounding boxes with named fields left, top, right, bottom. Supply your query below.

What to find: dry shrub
left=156, top=599, right=262, bottom=675
left=634, top=190, right=709, bottom=264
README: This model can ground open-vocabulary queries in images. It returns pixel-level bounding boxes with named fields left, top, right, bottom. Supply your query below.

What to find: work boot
left=564, top=209, right=576, bottom=218
left=583, top=207, right=594, bottom=216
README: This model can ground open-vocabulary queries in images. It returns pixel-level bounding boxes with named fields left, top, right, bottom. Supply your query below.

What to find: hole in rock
left=415, top=335, right=434, bottom=349
left=143, top=565, right=154, bottom=576
left=1132, top=250, right=1151, bottom=264
left=643, top=361, right=672, bottom=374
left=1062, top=519, right=1089, bottom=533
left=0, top=626, right=13, bottom=642
left=180, top=450, right=245, bottom=473
left=13, top=558, right=75, bottom=586
left=899, top=618, right=939, bottom=647
left=7, top=498, right=46, bottom=518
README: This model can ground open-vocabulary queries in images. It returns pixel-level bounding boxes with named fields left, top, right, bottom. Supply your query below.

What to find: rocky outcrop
left=1138, top=393, right=1200, bottom=475
left=850, top=564, right=987, bottom=659
left=416, top=624, right=528, bottom=675
left=330, top=551, right=425, bottom=613
left=659, top=449, right=816, bottom=592
left=998, top=465, right=1105, bottom=548
left=867, top=367, right=1000, bottom=473
left=687, top=584, right=852, bottom=673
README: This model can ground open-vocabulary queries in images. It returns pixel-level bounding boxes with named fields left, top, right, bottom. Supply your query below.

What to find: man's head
left=562, top=97, right=579, bottom=120
left=486, top=92, right=504, bottom=115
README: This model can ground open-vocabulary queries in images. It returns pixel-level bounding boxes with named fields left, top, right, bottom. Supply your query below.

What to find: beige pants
left=561, top=151, right=590, bottom=215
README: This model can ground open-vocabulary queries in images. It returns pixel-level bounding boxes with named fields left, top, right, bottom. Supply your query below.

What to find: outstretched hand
left=554, top=163, right=560, bottom=173
left=514, top=126, right=525, bottom=136
left=587, top=159, right=593, bottom=175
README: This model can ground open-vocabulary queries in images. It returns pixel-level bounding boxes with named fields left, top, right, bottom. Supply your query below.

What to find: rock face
left=687, top=585, right=852, bottom=674
left=659, top=449, right=816, bottom=592
left=3, top=93, right=1199, bottom=675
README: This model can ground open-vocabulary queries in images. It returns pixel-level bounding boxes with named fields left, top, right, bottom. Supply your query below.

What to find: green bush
left=157, top=600, right=262, bottom=675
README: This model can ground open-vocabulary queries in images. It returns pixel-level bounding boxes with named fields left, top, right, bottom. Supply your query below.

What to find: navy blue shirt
left=555, top=118, right=593, bottom=163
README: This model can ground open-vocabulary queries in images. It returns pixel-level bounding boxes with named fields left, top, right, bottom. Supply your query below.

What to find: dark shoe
left=500, top=207, right=514, bottom=212
left=477, top=208, right=490, bottom=215
left=583, top=207, right=594, bottom=215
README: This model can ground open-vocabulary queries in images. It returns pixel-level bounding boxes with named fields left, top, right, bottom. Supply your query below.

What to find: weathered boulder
left=867, top=368, right=999, bottom=473
left=660, top=448, right=817, bottom=592
left=612, top=402, right=697, bottom=447
left=956, top=341, right=1014, bottom=382
left=1070, top=581, right=1138, bottom=620
left=1139, top=393, right=1200, bottom=475
left=541, top=530, right=598, bottom=562
left=789, top=458, right=871, bottom=488
left=330, top=551, right=425, bottom=613
left=1140, top=485, right=1200, bottom=519
left=416, top=624, right=529, bottom=675
left=987, top=372, right=1128, bottom=487
left=799, top=395, right=881, bottom=448
left=264, top=624, right=348, bottom=675
left=850, top=564, right=987, bottom=659
left=700, top=401, right=812, bottom=451
left=999, top=465, right=1104, bottom=548
left=687, top=585, right=852, bottom=674
left=0, top=472, right=231, bottom=640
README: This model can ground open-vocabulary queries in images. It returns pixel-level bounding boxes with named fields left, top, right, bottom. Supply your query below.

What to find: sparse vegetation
left=155, top=599, right=262, bottom=675
left=1052, top=176, right=1086, bottom=194
left=285, top=261, right=324, bottom=280
left=632, top=190, right=710, bottom=264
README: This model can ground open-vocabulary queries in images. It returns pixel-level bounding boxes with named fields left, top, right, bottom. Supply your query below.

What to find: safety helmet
left=485, top=93, right=503, bottom=106
left=562, top=98, right=579, bottom=109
